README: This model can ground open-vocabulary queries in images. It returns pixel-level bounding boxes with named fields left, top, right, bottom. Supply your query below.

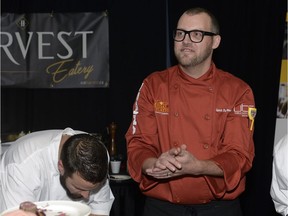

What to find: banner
left=0, top=12, right=109, bottom=88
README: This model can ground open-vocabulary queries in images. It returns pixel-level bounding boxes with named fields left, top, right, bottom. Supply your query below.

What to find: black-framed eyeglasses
left=173, top=29, right=218, bottom=43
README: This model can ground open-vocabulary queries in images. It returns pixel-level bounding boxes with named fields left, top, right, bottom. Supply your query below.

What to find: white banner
left=0, top=12, right=109, bottom=88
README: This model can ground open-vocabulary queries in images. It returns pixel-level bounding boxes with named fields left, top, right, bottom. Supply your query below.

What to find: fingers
left=144, top=145, right=188, bottom=178
left=169, top=144, right=187, bottom=157
left=180, top=144, right=187, bottom=150
left=145, top=155, right=182, bottom=178
left=166, top=157, right=182, bottom=171
left=157, top=152, right=182, bottom=171
left=154, top=146, right=186, bottom=170
left=145, top=168, right=176, bottom=179
left=146, top=167, right=185, bottom=179
left=169, top=146, right=181, bottom=156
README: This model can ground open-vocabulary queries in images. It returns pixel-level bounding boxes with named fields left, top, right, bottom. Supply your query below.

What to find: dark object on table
left=110, top=174, right=145, bottom=216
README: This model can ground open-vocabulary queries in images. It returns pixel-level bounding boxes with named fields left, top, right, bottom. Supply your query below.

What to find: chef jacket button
left=174, top=84, right=179, bottom=89
left=173, top=141, right=178, bottom=146
left=203, top=144, right=209, bottom=149
left=208, top=86, right=213, bottom=92
left=174, top=112, right=179, bottom=117
left=204, top=114, right=210, bottom=120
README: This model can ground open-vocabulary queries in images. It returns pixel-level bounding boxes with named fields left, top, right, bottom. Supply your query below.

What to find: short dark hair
left=60, top=133, right=108, bottom=184
left=184, top=7, right=220, bottom=34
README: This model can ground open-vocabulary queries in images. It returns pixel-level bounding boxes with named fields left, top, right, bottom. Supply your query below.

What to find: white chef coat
left=0, top=128, right=114, bottom=215
left=271, top=134, right=288, bottom=216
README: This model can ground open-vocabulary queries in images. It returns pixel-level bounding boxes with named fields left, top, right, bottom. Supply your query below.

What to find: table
left=110, top=174, right=145, bottom=216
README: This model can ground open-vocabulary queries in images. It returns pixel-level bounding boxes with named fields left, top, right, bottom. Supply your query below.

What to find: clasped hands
left=143, top=144, right=200, bottom=179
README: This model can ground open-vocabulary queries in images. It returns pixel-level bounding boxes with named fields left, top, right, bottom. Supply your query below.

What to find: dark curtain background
left=1, top=0, right=286, bottom=216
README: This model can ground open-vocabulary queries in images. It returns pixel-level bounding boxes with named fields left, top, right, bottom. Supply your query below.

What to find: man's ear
left=212, top=34, right=221, bottom=49
left=58, top=160, right=64, bottom=175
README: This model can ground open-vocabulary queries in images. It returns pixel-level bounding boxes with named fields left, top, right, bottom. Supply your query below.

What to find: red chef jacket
left=126, top=63, right=255, bottom=204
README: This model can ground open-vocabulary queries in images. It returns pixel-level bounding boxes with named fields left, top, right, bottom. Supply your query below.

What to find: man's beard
left=175, top=45, right=213, bottom=68
left=59, top=174, right=83, bottom=200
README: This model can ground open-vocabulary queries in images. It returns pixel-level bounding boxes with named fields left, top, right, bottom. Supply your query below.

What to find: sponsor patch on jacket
left=154, top=100, right=169, bottom=114
left=216, top=103, right=255, bottom=117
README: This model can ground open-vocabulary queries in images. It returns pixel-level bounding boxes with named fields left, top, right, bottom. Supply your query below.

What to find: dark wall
left=1, top=1, right=287, bottom=216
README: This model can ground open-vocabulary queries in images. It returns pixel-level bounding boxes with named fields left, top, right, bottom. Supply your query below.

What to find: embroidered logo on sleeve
left=233, top=104, right=255, bottom=117
left=154, top=100, right=169, bottom=114
left=216, top=103, right=255, bottom=117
